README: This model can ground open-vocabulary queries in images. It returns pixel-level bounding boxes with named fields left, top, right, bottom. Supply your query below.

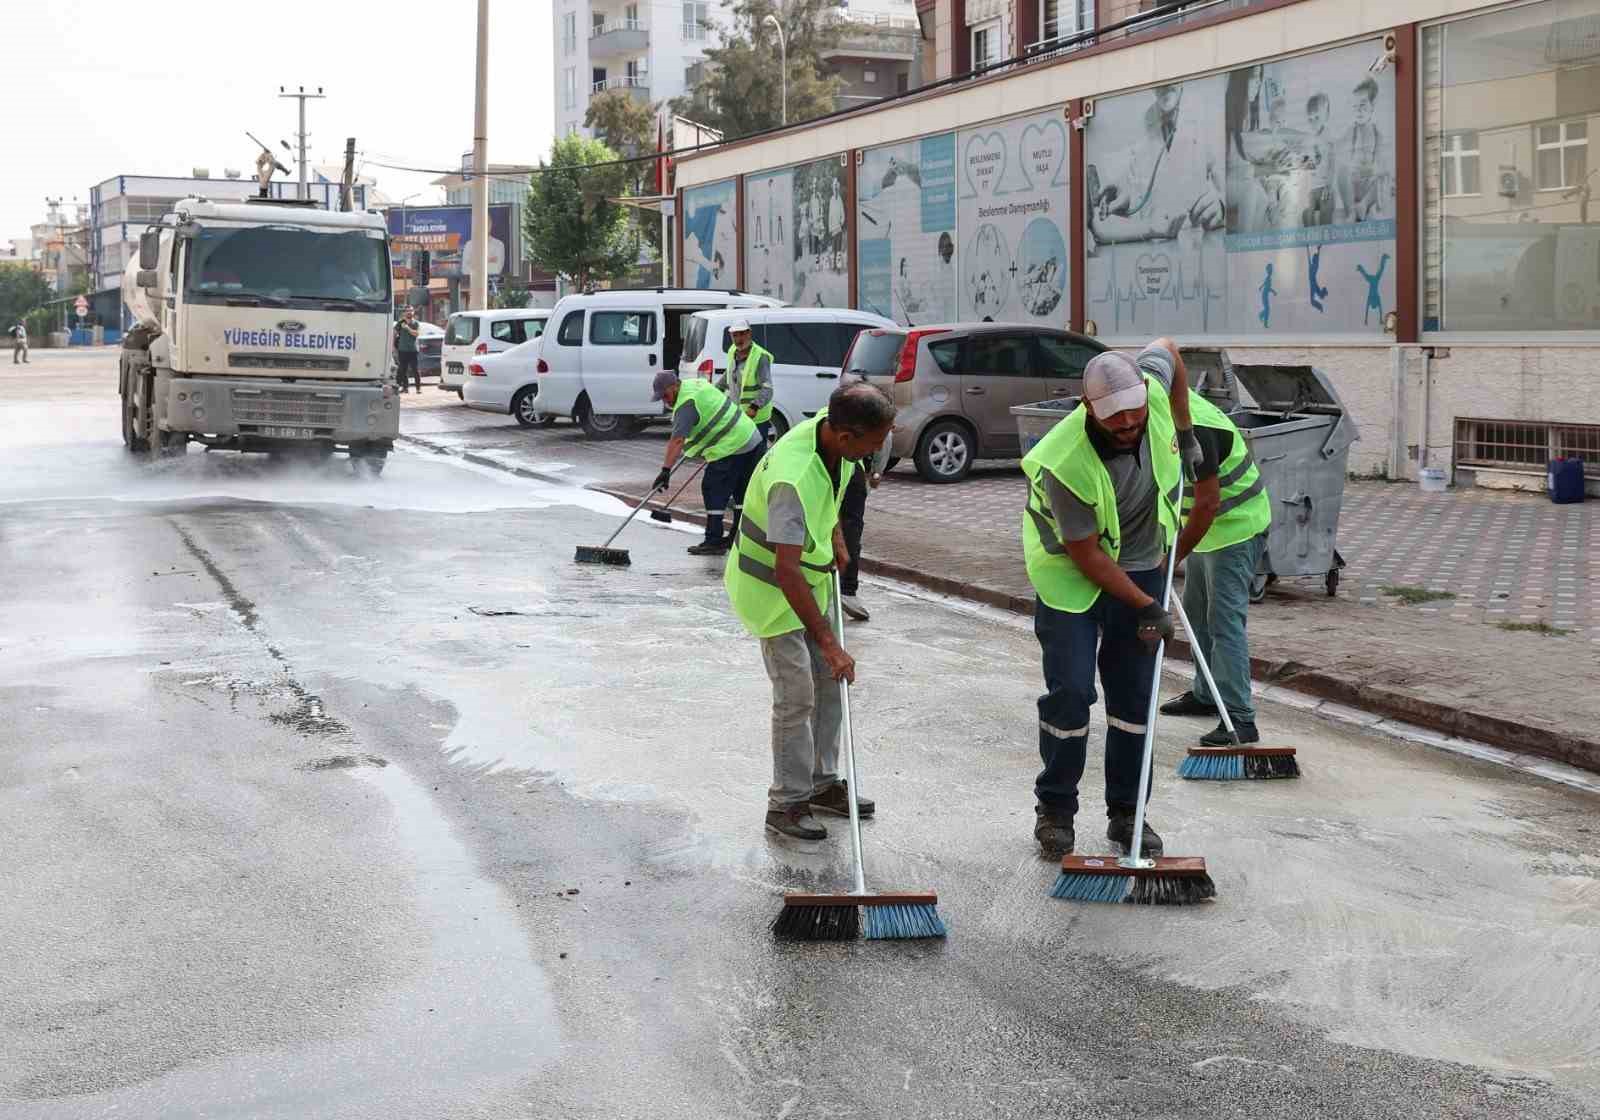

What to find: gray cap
left=1082, top=351, right=1147, bottom=420
left=651, top=369, right=680, bottom=401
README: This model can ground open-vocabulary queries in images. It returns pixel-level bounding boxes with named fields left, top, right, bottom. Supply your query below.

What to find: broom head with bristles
left=648, top=508, right=674, bottom=522
left=573, top=544, right=631, bottom=566
left=1178, top=745, right=1299, bottom=781
left=1050, top=855, right=1216, bottom=906
left=773, top=892, right=946, bottom=941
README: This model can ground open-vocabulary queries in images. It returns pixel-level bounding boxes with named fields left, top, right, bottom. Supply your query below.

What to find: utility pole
left=278, top=85, right=326, bottom=202
left=339, top=137, right=357, bottom=212
left=471, top=0, right=490, bottom=310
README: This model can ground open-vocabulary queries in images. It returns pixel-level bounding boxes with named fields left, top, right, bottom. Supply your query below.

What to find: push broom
left=1051, top=527, right=1217, bottom=906
left=773, top=571, right=946, bottom=941
left=648, top=461, right=707, bottom=524
left=573, top=469, right=678, bottom=566
left=1172, top=596, right=1299, bottom=781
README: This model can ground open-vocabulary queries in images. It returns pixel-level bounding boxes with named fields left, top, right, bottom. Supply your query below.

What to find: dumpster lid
left=1231, top=364, right=1344, bottom=416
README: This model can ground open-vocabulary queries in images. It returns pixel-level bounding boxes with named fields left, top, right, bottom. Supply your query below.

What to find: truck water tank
left=122, top=256, right=159, bottom=330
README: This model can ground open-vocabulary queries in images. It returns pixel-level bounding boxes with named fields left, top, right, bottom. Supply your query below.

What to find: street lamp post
left=763, top=13, right=787, bottom=127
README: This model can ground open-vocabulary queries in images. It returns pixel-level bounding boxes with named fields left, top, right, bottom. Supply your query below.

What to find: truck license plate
left=263, top=426, right=316, bottom=440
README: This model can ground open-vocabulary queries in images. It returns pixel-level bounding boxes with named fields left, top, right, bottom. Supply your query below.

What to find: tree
left=0, top=263, right=53, bottom=329
left=523, top=135, right=637, bottom=289
left=672, top=0, right=846, bottom=139
left=585, top=89, right=663, bottom=268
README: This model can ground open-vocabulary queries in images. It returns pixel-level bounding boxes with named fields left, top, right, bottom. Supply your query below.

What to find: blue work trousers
left=702, top=443, right=765, bottom=543
left=1182, top=533, right=1264, bottom=724
left=1033, top=567, right=1165, bottom=819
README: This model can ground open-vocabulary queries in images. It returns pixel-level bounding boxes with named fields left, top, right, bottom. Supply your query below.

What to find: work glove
left=653, top=467, right=673, bottom=492
left=1135, top=601, right=1175, bottom=652
left=1177, top=427, right=1204, bottom=482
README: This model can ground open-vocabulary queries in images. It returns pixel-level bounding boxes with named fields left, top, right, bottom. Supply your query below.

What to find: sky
left=0, top=0, right=554, bottom=239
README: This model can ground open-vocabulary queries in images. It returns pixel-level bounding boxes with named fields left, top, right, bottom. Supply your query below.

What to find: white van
left=440, top=308, right=551, bottom=397
left=679, top=307, right=895, bottom=439
left=533, top=289, right=783, bottom=438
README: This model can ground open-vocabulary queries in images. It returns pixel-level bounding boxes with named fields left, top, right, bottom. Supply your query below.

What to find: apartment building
left=553, top=0, right=921, bottom=139
left=672, top=0, right=1600, bottom=494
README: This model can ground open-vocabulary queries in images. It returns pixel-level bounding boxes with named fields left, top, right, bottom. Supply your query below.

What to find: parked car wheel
left=769, top=412, right=791, bottom=441
left=576, top=395, right=626, bottom=440
left=915, top=420, right=975, bottom=483
left=456, top=387, right=464, bottom=400
left=511, top=386, right=546, bottom=429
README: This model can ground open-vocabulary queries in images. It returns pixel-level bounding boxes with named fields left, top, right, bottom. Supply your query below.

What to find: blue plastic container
left=1548, top=458, right=1585, bottom=504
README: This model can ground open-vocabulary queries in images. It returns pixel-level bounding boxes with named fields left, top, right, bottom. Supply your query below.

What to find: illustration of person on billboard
left=1086, top=83, right=1225, bottom=249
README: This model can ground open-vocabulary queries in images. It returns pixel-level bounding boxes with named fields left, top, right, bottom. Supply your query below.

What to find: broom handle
left=1169, top=595, right=1240, bottom=745
left=1125, top=512, right=1183, bottom=869
left=834, top=569, right=869, bottom=898
left=596, top=466, right=679, bottom=550
left=661, top=460, right=707, bottom=509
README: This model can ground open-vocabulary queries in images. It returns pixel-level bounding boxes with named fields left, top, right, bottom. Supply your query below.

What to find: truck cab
left=120, top=197, right=399, bottom=472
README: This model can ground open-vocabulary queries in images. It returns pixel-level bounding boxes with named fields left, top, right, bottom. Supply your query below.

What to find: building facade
left=673, top=0, right=1600, bottom=494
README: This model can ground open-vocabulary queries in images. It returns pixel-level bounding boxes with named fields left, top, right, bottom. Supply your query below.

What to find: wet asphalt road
left=3, top=350, right=1599, bottom=1119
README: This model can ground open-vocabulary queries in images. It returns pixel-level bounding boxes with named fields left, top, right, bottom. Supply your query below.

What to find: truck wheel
left=121, top=361, right=147, bottom=453
left=914, top=420, right=974, bottom=483
left=576, top=396, right=625, bottom=440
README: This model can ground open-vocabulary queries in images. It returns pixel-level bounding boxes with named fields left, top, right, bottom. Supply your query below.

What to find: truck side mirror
left=136, top=269, right=160, bottom=290
left=138, top=230, right=161, bottom=270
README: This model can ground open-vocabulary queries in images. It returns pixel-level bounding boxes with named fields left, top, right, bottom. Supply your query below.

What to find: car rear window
left=843, top=330, right=907, bottom=377
left=445, top=315, right=479, bottom=345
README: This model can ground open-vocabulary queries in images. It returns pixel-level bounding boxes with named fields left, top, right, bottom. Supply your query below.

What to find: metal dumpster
left=1010, top=359, right=1358, bottom=599
left=1219, top=363, right=1359, bottom=599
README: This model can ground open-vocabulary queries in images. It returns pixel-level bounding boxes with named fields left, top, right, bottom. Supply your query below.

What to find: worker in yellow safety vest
left=724, top=383, right=897, bottom=841
left=651, top=369, right=767, bottom=556
left=1158, top=391, right=1273, bottom=745
left=717, top=318, right=775, bottom=441
left=1019, top=340, right=1218, bottom=861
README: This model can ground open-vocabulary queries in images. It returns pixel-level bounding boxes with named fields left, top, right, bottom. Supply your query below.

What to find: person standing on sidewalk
left=725, top=383, right=897, bottom=840
left=1020, top=340, right=1218, bottom=860
left=716, top=319, right=775, bottom=442
left=838, top=427, right=892, bottom=622
left=1159, top=392, right=1271, bottom=745
left=10, top=322, right=28, bottom=364
left=651, top=369, right=766, bottom=557
left=394, top=307, right=420, bottom=393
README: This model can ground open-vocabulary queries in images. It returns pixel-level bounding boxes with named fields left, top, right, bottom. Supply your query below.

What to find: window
left=562, top=13, right=577, bottom=53
left=964, top=332, right=1031, bottom=376
left=525, top=317, right=547, bottom=339
left=626, top=59, right=642, bottom=84
left=557, top=310, right=585, bottom=345
left=1039, top=0, right=1092, bottom=46
left=592, top=11, right=605, bottom=33
left=1423, top=1, right=1600, bottom=334
left=864, top=69, right=877, bottom=84
left=593, top=67, right=608, bottom=92
left=971, top=19, right=1001, bottom=70
left=446, top=315, right=481, bottom=346
left=562, top=69, right=577, bottom=110
left=1441, top=131, right=1480, bottom=197
left=842, top=330, right=908, bottom=377
left=624, top=3, right=639, bottom=28
left=589, top=310, right=657, bottom=345
left=926, top=338, right=962, bottom=374
left=683, top=1, right=708, bottom=40
left=1033, top=335, right=1097, bottom=379
left=1535, top=120, right=1588, bottom=191
left=490, top=319, right=521, bottom=343
left=764, top=321, right=849, bottom=368
left=835, top=323, right=870, bottom=362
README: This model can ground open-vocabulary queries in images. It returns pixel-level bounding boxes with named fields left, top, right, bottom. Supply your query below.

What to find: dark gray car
left=841, top=323, right=1106, bottom=482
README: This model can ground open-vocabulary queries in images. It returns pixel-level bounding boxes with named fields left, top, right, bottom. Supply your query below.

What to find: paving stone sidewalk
left=400, top=397, right=1600, bottom=770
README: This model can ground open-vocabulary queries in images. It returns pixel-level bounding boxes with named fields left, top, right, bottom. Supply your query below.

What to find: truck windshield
left=185, top=224, right=390, bottom=306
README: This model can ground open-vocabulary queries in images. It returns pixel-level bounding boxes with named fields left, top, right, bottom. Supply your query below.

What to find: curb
left=589, top=482, right=1600, bottom=776
left=398, top=434, right=573, bottom=486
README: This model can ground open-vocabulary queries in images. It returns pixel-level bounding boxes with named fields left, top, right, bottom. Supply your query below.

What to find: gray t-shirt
left=766, top=483, right=809, bottom=547
left=1047, top=343, right=1176, bottom=573
left=671, top=396, right=764, bottom=457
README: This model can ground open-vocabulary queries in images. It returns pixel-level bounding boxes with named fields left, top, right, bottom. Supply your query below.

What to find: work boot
left=840, top=595, right=870, bottom=622
left=1160, top=691, right=1217, bottom=717
left=809, top=780, right=874, bottom=818
left=686, top=539, right=730, bottom=556
left=765, top=805, right=827, bottom=840
left=1200, top=720, right=1260, bottom=747
left=1034, top=806, right=1075, bottom=859
left=1106, top=809, right=1164, bottom=858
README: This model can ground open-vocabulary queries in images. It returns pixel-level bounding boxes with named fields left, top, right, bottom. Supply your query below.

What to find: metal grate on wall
left=1456, top=418, right=1600, bottom=477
